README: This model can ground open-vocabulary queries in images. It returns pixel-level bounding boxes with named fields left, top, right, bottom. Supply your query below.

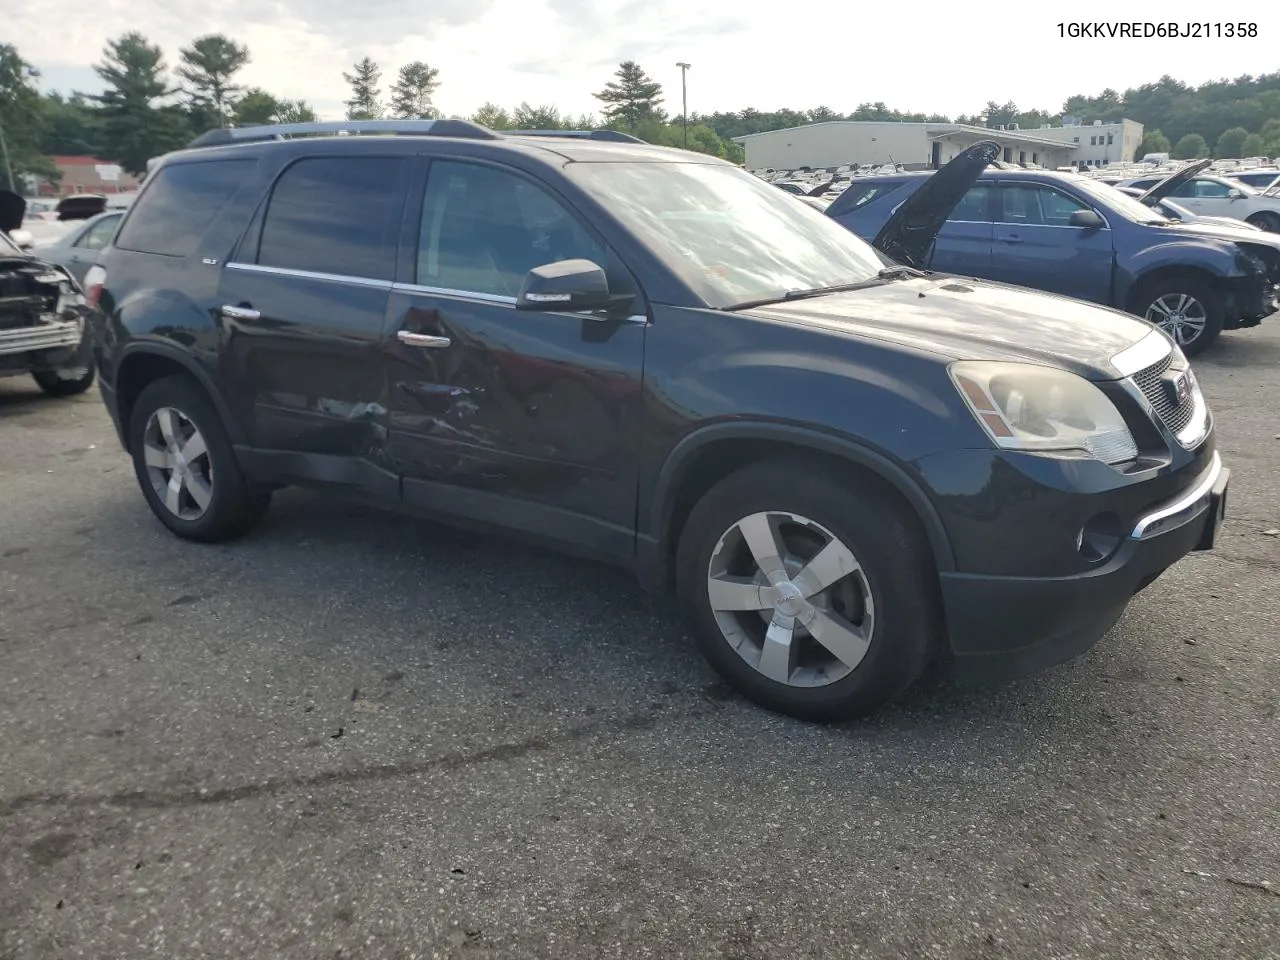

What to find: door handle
left=220, top=304, right=261, bottom=320
left=1000, top=236, right=1023, bottom=244
left=397, top=330, right=451, bottom=349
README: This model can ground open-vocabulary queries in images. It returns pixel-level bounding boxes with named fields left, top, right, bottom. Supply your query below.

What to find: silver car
left=33, top=210, right=124, bottom=284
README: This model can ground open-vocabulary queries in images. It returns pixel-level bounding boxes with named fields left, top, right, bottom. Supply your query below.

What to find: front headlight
left=949, top=361, right=1138, bottom=464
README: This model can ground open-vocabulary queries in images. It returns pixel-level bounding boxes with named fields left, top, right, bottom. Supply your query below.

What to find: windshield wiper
left=876, top=265, right=929, bottom=280
left=722, top=267, right=928, bottom=311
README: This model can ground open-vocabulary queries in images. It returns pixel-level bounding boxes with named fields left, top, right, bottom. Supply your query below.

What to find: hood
left=743, top=274, right=1157, bottom=381
left=0, top=190, right=26, bottom=233
left=1156, top=218, right=1280, bottom=248
left=56, top=195, right=107, bottom=221
left=871, top=140, right=1001, bottom=269
left=1137, top=158, right=1212, bottom=204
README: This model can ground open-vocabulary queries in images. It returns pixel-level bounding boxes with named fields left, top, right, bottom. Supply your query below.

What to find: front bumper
left=941, top=451, right=1228, bottom=683
left=0, top=318, right=82, bottom=357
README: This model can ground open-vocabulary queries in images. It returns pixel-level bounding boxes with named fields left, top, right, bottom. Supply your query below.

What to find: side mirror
left=1069, top=209, right=1105, bottom=230
left=8, top=228, right=35, bottom=251
left=516, top=259, right=611, bottom=312
left=1227, top=188, right=1244, bottom=200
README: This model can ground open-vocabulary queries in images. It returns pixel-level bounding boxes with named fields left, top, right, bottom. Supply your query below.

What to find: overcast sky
left=11, top=1, right=1279, bottom=122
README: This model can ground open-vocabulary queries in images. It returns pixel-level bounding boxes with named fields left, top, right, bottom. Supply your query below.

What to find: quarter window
left=114, top=159, right=255, bottom=257
left=417, top=161, right=606, bottom=298
left=998, top=184, right=1090, bottom=225
left=76, top=215, right=121, bottom=251
left=257, top=156, right=406, bottom=281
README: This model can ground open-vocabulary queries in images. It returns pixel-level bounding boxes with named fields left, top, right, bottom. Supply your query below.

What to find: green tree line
left=4, top=35, right=1280, bottom=189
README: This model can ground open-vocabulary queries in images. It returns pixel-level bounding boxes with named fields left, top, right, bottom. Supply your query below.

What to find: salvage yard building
left=733, top=119, right=1143, bottom=173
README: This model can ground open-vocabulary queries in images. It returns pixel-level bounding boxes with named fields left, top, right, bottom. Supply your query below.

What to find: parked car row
left=55, top=123, right=1230, bottom=723
left=824, top=160, right=1280, bottom=355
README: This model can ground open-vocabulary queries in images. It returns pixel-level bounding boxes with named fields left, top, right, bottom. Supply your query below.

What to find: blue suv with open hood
left=827, top=164, right=1280, bottom=356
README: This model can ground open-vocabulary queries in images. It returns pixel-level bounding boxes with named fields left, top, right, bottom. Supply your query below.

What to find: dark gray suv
left=86, top=124, right=1228, bottom=721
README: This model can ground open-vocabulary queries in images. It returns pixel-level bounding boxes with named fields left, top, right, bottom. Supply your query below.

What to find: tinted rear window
left=114, top=159, right=255, bottom=256
left=256, top=156, right=406, bottom=281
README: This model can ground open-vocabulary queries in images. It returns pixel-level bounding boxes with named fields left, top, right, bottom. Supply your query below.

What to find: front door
left=988, top=181, right=1114, bottom=303
left=217, top=154, right=412, bottom=494
left=383, top=158, right=648, bottom=561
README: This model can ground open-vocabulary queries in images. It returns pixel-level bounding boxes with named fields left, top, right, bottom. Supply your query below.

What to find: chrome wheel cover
left=142, top=406, right=214, bottom=521
left=1146, top=293, right=1208, bottom=346
left=706, top=511, right=875, bottom=687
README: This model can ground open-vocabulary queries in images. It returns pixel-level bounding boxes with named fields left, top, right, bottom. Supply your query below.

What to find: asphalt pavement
left=2, top=327, right=1278, bottom=960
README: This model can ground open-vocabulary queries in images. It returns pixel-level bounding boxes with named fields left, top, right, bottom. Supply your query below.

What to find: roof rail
left=188, top=118, right=500, bottom=148
left=506, top=129, right=647, bottom=144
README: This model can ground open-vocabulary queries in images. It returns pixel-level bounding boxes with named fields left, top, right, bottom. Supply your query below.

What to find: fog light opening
left=1077, top=512, right=1123, bottom=564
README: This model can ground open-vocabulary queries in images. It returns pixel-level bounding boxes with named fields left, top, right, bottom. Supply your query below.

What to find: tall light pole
left=675, top=62, right=690, bottom=148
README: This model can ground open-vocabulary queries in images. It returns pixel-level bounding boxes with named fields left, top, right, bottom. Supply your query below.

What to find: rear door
left=216, top=154, right=411, bottom=492
left=60, top=214, right=122, bottom=283
left=988, top=180, right=1114, bottom=302
left=928, top=184, right=995, bottom=276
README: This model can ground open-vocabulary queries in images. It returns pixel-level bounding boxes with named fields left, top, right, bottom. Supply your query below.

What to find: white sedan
left=1118, top=160, right=1280, bottom=232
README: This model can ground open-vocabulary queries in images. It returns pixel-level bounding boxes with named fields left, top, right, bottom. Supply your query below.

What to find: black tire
left=127, top=374, right=270, bottom=542
left=1130, top=276, right=1224, bottom=358
left=675, top=458, right=942, bottom=723
left=33, top=364, right=95, bottom=397
left=1246, top=212, right=1280, bottom=233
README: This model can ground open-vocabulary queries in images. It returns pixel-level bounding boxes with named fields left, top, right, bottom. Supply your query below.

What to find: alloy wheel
left=142, top=406, right=214, bottom=521
left=1145, top=293, right=1207, bottom=347
left=705, top=511, right=875, bottom=687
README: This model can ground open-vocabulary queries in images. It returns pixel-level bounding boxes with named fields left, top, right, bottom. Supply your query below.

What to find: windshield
left=1073, top=177, right=1172, bottom=224
left=566, top=161, right=886, bottom=308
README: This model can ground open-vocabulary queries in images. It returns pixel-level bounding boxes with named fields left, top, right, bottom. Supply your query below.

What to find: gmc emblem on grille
left=1163, top=371, right=1191, bottom=406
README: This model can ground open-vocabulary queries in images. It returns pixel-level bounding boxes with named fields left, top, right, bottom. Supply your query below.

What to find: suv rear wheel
left=127, top=375, right=270, bottom=542
left=675, top=459, right=939, bottom=722
left=1135, top=276, right=1224, bottom=357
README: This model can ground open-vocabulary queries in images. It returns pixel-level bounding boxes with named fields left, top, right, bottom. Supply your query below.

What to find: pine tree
left=87, top=33, right=190, bottom=176
left=593, top=61, right=665, bottom=130
left=343, top=57, right=383, bottom=120
left=389, top=62, right=440, bottom=119
left=177, top=34, right=249, bottom=132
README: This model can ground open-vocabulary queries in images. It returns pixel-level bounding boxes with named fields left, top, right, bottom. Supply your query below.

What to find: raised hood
left=743, top=274, right=1160, bottom=381
left=871, top=140, right=1001, bottom=269
left=0, top=190, right=26, bottom=234
left=1137, top=158, right=1212, bottom=204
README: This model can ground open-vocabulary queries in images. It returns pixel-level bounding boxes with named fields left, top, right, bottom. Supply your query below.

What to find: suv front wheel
left=127, top=374, right=271, bottom=542
left=676, top=459, right=940, bottom=722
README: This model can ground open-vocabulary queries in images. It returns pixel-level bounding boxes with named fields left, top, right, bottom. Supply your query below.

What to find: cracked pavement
left=1, top=325, right=1278, bottom=959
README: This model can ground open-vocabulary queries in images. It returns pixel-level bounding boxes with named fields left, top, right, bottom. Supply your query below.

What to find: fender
left=641, top=420, right=957, bottom=579
left=114, top=339, right=247, bottom=447
left=1117, top=237, right=1247, bottom=305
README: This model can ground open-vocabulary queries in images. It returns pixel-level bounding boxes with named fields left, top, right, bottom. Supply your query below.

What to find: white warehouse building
left=733, top=119, right=1144, bottom=173
left=1015, top=118, right=1145, bottom=168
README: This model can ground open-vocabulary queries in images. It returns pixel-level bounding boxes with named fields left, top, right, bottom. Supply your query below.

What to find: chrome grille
left=1131, top=353, right=1196, bottom=436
